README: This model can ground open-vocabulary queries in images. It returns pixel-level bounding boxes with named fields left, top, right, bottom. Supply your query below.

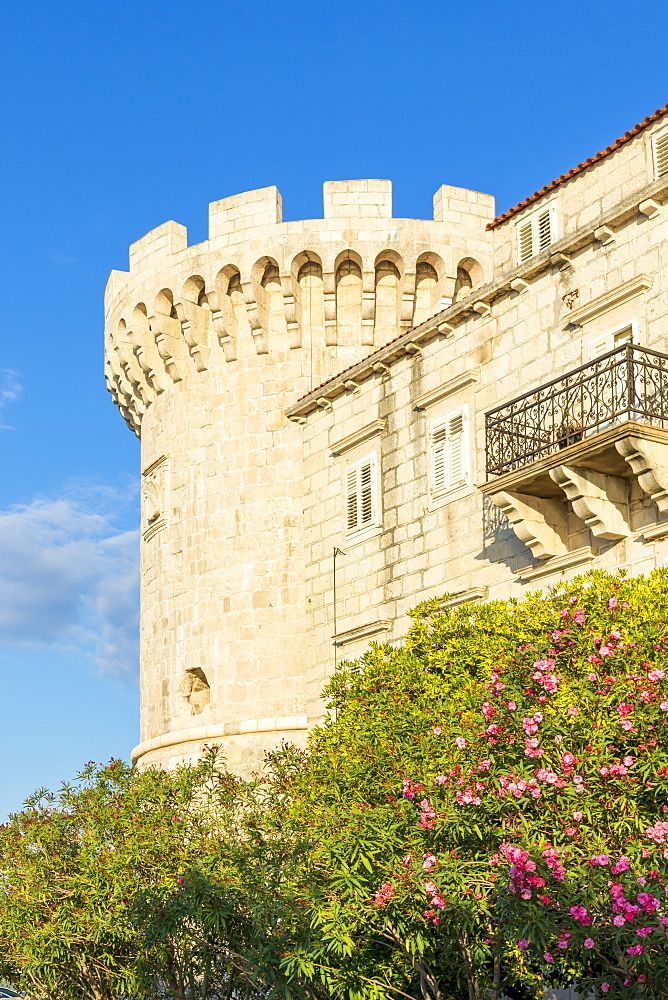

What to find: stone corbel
left=472, top=299, right=491, bottom=317
left=488, top=491, right=568, bottom=559
left=323, top=272, right=337, bottom=346
left=206, top=288, right=237, bottom=362
left=439, top=273, right=457, bottom=306
left=240, top=282, right=268, bottom=356
left=150, top=311, right=186, bottom=381
left=127, top=327, right=167, bottom=395
left=362, top=270, right=375, bottom=346
left=551, top=251, right=572, bottom=270
left=400, top=268, right=417, bottom=334
left=175, top=299, right=211, bottom=370
left=280, top=274, right=300, bottom=350
left=639, top=199, right=661, bottom=219
left=108, top=343, right=147, bottom=409
left=549, top=465, right=630, bottom=539
left=119, top=357, right=151, bottom=408
left=594, top=225, right=615, bottom=246
left=616, top=436, right=668, bottom=512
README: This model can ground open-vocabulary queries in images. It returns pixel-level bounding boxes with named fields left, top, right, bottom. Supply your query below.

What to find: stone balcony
left=481, top=345, right=668, bottom=566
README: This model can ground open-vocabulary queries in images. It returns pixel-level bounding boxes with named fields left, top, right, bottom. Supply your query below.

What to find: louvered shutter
left=432, top=421, right=447, bottom=493
left=431, top=411, right=467, bottom=494
left=537, top=209, right=553, bottom=252
left=447, top=412, right=466, bottom=487
left=346, top=466, right=359, bottom=531
left=518, top=220, right=533, bottom=262
left=360, top=461, right=373, bottom=526
left=588, top=334, right=612, bottom=359
left=654, top=130, right=668, bottom=178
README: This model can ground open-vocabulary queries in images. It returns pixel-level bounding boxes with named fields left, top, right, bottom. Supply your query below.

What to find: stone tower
left=104, top=179, right=495, bottom=773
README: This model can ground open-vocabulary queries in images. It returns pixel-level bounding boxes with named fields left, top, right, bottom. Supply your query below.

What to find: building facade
left=104, top=104, right=668, bottom=774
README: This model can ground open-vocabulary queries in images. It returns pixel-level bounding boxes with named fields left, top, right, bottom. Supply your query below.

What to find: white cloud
left=0, top=490, right=139, bottom=676
left=0, top=369, right=21, bottom=429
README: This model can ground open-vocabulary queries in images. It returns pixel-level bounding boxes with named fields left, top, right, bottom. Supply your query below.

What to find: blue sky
left=1, top=0, right=667, bottom=817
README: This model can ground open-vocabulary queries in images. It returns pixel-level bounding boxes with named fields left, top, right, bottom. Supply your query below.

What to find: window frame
left=343, top=452, right=381, bottom=540
left=515, top=200, right=558, bottom=263
left=429, top=406, right=470, bottom=499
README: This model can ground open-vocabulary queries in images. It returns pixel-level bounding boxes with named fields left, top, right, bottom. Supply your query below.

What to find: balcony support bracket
left=616, top=436, right=668, bottom=512
left=488, top=490, right=569, bottom=560
left=549, top=465, right=630, bottom=539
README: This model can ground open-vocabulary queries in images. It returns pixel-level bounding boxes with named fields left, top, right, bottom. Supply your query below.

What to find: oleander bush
left=2, top=569, right=668, bottom=1000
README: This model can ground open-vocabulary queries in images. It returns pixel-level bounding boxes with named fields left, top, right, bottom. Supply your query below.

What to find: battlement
left=104, top=179, right=495, bottom=436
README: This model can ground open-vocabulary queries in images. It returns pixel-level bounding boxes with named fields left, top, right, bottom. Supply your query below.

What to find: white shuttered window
left=516, top=202, right=557, bottom=262
left=431, top=409, right=468, bottom=496
left=345, top=456, right=379, bottom=536
left=588, top=324, right=634, bottom=360
left=653, top=129, right=668, bottom=179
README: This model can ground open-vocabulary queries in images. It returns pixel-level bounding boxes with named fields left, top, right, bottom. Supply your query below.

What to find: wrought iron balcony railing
left=485, top=344, right=668, bottom=477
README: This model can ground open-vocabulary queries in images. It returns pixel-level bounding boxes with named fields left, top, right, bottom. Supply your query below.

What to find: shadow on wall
left=478, top=495, right=538, bottom=574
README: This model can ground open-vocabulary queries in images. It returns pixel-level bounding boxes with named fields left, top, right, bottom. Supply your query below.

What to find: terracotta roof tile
left=488, top=103, right=668, bottom=230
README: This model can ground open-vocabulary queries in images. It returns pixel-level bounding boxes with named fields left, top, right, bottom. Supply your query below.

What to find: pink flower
left=648, top=668, right=665, bottom=682
left=626, top=944, right=644, bottom=955
left=544, top=951, right=553, bottom=962
left=572, top=811, right=583, bottom=821
left=422, top=853, right=437, bottom=871
left=432, top=727, right=442, bottom=735
left=601, top=984, right=610, bottom=993
left=574, top=609, right=585, bottom=624
left=506, top=701, right=517, bottom=711
left=570, top=905, right=590, bottom=925
left=587, top=671, right=597, bottom=681
left=584, top=938, right=594, bottom=949
left=608, top=597, right=618, bottom=609
left=661, top=701, right=668, bottom=711
left=455, top=737, right=466, bottom=749
left=568, top=706, right=578, bottom=715
left=516, top=938, right=529, bottom=951
left=374, top=882, right=395, bottom=908
left=561, top=753, right=576, bottom=768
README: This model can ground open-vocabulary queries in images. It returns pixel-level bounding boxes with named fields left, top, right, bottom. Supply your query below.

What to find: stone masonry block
left=129, top=221, right=188, bottom=271
left=323, top=180, right=392, bottom=219
left=208, top=186, right=282, bottom=240
left=433, top=184, right=495, bottom=224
